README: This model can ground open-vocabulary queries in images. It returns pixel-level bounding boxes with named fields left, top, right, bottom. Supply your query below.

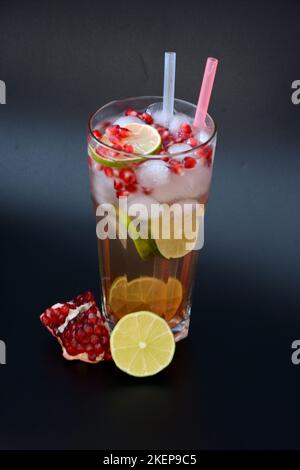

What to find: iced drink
left=87, top=96, right=217, bottom=341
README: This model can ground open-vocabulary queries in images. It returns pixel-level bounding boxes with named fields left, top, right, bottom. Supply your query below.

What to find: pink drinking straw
left=193, top=57, right=218, bottom=129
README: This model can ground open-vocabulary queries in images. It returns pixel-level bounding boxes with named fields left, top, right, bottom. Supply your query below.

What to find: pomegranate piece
left=40, top=291, right=111, bottom=363
left=196, top=145, right=213, bottom=166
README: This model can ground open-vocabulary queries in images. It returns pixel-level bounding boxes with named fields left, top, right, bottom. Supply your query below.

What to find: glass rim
left=88, top=95, right=217, bottom=159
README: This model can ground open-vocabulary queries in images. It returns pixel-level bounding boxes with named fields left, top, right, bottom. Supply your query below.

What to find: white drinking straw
left=162, top=52, right=176, bottom=120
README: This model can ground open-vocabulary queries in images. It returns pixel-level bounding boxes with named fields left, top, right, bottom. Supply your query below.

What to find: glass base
left=103, top=299, right=191, bottom=343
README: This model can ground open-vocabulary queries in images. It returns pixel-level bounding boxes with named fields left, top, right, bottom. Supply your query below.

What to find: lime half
left=110, top=311, right=175, bottom=377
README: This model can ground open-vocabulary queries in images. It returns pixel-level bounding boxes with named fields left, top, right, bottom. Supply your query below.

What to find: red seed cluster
left=40, top=291, right=111, bottom=363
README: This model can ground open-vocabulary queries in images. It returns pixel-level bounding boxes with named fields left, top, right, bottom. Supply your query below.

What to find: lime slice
left=117, top=206, right=158, bottom=261
left=122, top=123, right=161, bottom=155
left=88, top=145, right=143, bottom=168
left=108, top=276, right=183, bottom=321
left=153, top=200, right=204, bottom=259
left=110, top=311, right=175, bottom=377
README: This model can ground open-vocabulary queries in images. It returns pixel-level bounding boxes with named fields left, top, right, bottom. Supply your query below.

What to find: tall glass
left=87, top=96, right=217, bottom=341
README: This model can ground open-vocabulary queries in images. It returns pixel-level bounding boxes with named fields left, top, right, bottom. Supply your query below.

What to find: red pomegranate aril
left=114, top=180, right=123, bottom=190
left=125, top=108, right=138, bottom=117
left=196, top=146, right=213, bottom=166
left=76, top=328, right=85, bottom=341
left=93, top=129, right=102, bottom=140
left=119, top=168, right=136, bottom=184
left=119, top=127, right=130, bottom=138
left=107, top=125, right=120, bottom=136
left=184, top=157, right=197, bottom=169
left=142, top=112, right=153, bottom=124
left=88, top=352, right=97, bottom=362
left=94, top=324, right=103, bottom=335
left=180, top=123, right=192, bottom=134
left=116, top=189, right=129, bottom=198
left=87, top=312, right=97, bottom=325
left=104, top=167, right=113, bottom=177
left=125, top=183, right=137, bottom=193
left=123, top=144, right=134, bottom=153
left=187, top=137, right=199, bottom=148
left=60, top=305, right=69, bottom=315
left=143, top=187, right=152, bottom=195
left=105, top=351, right=112, bottom=361
left=108, top=134, right=121, bottom=146
left=83, top=324, right=93, bottom=336
left=90, top=334, right=98, bottom=345
left=95, top=343, right=103, bottom=355
left=101, top=336, right=109, bottom=346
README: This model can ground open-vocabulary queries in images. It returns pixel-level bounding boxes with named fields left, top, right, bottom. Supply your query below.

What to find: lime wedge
left=117, top=206, right=158, bottom=261
left=110, top=311, right=175, bottom=377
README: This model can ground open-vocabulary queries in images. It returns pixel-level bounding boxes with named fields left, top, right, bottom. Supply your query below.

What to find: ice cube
left=196, top=129, right=210, bottom=143
left=152, top=160, right=212, bottom=203
left=168, top=113, right=192, bottom=134
left=150, top=109, right=169, bottom=127
left=136, top=160, right=171, bottom=189
left=168, top=143, right=192, bottom=160
left=89, top=168, right=117, bottom=205
left=113, top=115, right=143, bottom=126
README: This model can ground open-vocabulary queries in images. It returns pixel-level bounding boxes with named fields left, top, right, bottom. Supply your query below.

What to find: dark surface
left=1, top=0, right=300, bottom=450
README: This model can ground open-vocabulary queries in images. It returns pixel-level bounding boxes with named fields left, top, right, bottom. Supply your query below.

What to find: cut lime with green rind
left=89, top=145, right=144, bottom=168
left=116, top=207, right=158, bottom=261
left=121, top=123, right=162, bottom=155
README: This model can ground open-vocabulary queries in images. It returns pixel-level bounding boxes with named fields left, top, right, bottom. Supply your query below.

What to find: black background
left=1, top=0, right=300, bottom=450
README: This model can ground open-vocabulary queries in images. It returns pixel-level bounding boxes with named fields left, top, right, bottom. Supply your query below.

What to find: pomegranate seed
left=76, top=329, right=85, bottom=341
left=116, top=189, right=129, bottom=198
left=114, top=179, right=124, bottom=190
left=187, top=137, right=199, bottom=148
left=104, top=167, right=113, bottom=177
left=88, top=351, right=97, bottom=362
left=125, top=108, right=138, bottom=116
left=119, top=168, right=136, bottom=184
left=95, top=343, right=103, bottom=355
left=101, top=336, right=109, bottom=346
left=125, top=183, right=137, bottom=193
left=143, top=187, right=152, bottom=195
left=104, top=351, right=112, bottom=361
left=196, top=146, right=213, bottom=166
left=184, top=157, right=197, bottom=169
left=169, top=160, right=183, bottom=174
left=94, top=324, right=102, bottom=335
left=83, top=324, right=93, bottom=336
left=108, top=134, right=121, bottom=145
left=93, top=130, right=102, bottom=140
left=87, top=313, right=97, bottom=325
left=60, top=305, right=69, bottom=315
left=90, top=334, right=98, bottom=345
left=142, top=112, right=153, bottom=124
left=107, top=125, right=120, bottom=136
left=100, top=121, right=111, bottom=128
left=180, top=123, right=192, bottom=134
left=123, top=144, right=134, bottom=153
left=119, top=127, right=130, bottom=138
